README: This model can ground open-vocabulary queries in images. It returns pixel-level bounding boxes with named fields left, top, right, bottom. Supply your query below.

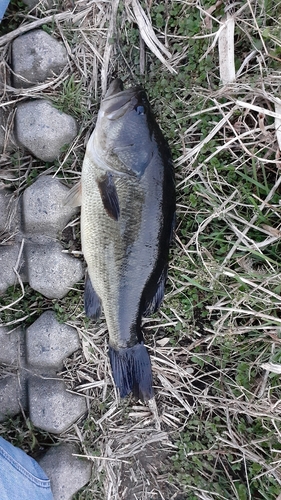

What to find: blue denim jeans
left=0, top=437, right=54, bottom=500
left=0, top=0, right=10, bottom=21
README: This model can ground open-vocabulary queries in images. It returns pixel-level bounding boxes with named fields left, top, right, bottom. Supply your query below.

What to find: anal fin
left=84, top=272, right=102, bottom=319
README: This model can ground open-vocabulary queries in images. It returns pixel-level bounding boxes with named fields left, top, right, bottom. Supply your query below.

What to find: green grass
left=52, top=75, right=92, bottom=122
left=1, top=0, right=281, bottom=498
left=0, top=415, right=58, bottom=454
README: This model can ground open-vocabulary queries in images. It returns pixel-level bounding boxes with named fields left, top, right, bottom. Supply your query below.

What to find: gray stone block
left=0, top=244, right=24, bottom=294
left=26, top=311, right=80, bottom=369
left=0, top=177, right=82, bottom=298
left=39, top=443, right=92, bottom=500
left=22, top=176, right=78, bottom=238
left=0, top=375, right=27, bottom=422
left=28, top=377, right=87, bottom=433
left=15, top=100, right=77, bottom=161
left=0, top=326, right=24, bottom=365
left=12, top=29, right=68, bottom=88
left=25, top=241, right=83, bottom=299
left=0, top=311, right=87, bottom=432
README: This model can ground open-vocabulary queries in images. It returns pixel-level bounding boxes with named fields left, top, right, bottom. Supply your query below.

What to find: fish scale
left=82, top=157, right=162, bottom=347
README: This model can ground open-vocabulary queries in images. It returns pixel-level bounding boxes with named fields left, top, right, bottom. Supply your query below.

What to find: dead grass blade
left=127, top=0, right=177, bottom=74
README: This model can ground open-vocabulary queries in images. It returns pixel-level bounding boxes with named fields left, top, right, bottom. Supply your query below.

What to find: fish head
left=101, top=79, right=148, bottom=119
left=89, top=79, right=154, bottom=176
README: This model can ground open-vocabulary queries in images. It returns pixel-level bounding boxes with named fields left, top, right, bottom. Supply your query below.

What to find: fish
left=66, top=78, right=175, bottom=400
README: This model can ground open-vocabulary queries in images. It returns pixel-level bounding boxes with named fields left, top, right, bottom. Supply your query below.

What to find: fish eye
left=135, top=105, right=145, bottom=115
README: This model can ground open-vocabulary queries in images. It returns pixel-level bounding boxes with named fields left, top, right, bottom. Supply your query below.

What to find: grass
left=1, top=0, right=281, bottom=498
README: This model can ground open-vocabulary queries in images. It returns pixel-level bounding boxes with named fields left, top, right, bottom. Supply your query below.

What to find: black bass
left=67, top=79, right=175, bottom=400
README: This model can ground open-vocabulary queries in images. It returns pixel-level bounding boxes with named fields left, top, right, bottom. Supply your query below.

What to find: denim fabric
left=0, top=437, right=54, bottom=500
left=0, top=0, right=10, bottom=21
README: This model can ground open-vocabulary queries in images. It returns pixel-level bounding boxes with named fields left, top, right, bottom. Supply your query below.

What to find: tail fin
left=108, top=342, right=153, bottom=401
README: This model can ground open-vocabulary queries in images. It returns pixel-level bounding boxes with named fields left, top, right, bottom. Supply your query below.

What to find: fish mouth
left=102, top=79, right=143, bottom=120
left=104, top=78, right=124, bottom=98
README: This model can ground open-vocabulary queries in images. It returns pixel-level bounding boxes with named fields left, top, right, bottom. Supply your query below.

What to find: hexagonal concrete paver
left=0, top=312, right=85, bottom=428
left=28, top=377, right=87, bottom=434
left=26, top=311, right=80, bottom=369
left=0, top=375, right=27, bottom=422
left=22, top=175, right=78, bottom=238
left=12, top=29, right=68, bottom=88
left=15, top=100, right=77, bottom=161
left=0, top=326, right=24, bottom=366
left=0, top=175, right=83, bottom=298
left=25, top=241, right=83, bottom=299
left=39, top=443, right=92, bottom=500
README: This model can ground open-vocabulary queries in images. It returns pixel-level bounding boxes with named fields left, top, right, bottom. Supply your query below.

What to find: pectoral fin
left=97, top=173, right=120, bottom=221
left=84, top=272, right=102, bottom=319
left=64, top=181, right=82, bottom=207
